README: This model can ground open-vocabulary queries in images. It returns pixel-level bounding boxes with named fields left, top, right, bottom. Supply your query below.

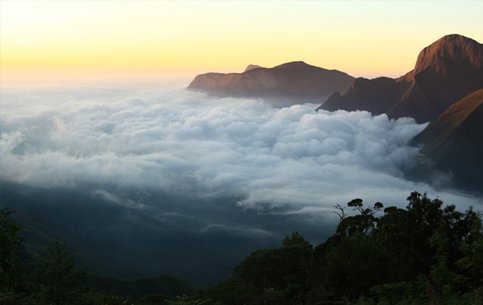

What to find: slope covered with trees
left=1, top=192, right=482, bottom=305
left=0, top=208, right=198, bottom=305
left=192, top=192, right=482, bottom=305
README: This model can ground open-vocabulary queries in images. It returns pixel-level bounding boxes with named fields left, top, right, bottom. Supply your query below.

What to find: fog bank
left=1, top=88, right=480, bottom=211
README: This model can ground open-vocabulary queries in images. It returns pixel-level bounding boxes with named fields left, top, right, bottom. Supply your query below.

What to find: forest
left=1, top=192, right=482, bottom=305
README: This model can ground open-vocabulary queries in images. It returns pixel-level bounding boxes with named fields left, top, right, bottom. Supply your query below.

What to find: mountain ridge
left=318, top=34, right=483, bottom=123
left=187, top=61, right=354, bottom=105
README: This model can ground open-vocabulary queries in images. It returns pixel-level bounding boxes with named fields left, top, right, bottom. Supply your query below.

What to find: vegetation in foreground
left=1, top=192, right=482, bottom=305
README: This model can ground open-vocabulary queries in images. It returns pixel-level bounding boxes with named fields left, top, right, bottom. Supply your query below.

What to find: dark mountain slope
left=320, top=76, right=411, bottom=115
left=412, top=89, right=483, bottom=190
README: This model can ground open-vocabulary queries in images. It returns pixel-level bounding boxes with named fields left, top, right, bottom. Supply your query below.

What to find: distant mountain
left=187, top=61, right=354, bottom=104
left=411, top=89, right=483, bottom=191
left=318, top=34, right=483, bottom=123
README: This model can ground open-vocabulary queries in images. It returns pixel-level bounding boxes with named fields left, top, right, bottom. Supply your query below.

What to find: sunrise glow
left=1, top=0, right=483, bottom=85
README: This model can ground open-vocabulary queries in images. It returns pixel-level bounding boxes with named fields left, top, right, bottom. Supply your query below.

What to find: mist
left=0, top=85, right=481, bottom=283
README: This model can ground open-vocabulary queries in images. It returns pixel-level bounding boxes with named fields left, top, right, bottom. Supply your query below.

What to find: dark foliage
left=0, top=209, right=22, bottom=292
left=1, top=192, right=482, bottom=305
left=192, top=192, right=483, bottom=305
left=0, top=207, right=195, bottom=305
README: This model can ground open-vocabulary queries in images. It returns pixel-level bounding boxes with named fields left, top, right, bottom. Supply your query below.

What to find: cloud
left=91, top=189, right=146, bottom=209
left=0, top=88, right=481, bottom=214
left=2, top=86, right=481, bottom=284
left=201, top=224, right=277, bottom=238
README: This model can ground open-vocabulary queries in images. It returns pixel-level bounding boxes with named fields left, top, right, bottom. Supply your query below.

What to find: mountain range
left=188, top=34, right=483, bottom=192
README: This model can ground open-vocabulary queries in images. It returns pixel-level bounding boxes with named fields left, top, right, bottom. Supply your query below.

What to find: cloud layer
left=1, top=87, right=480, bottom=212
left=2, top=86, right=482, bottom=283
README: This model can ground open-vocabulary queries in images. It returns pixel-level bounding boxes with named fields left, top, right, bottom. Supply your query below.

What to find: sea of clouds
left=1, top=86, right=480, bottom=214
left=2, top=85, right=482, bottom=282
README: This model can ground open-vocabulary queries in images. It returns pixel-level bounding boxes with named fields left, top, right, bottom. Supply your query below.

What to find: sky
left=1, top=0, right=483, bottom=86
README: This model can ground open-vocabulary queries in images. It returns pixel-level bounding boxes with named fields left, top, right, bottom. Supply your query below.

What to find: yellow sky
left=1, top=0, right=482, bottom=85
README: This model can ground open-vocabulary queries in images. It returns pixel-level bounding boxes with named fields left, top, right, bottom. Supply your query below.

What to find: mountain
left=187, top=61, right=354, bottom=104
left=411, top=89, right=483, bottom=191
left=319, top=76, right=411, bottom=115
left=318, top=34, right=483, bottom=123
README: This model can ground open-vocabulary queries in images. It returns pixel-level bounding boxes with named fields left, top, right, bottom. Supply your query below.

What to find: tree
left=325, top=234, right=390, bottom=299
left=456, top=211, right=483, bottom=292
left=335, top=199, right=383, bottom=237
left=34, top=241, right=85, bottom=305
left=282, top=232, right=311, bottom=248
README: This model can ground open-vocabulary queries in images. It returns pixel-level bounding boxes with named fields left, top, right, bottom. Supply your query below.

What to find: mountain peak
left=318, top=34, right=483, bottom=123
left=273, top=61, right=316, bottom=70
left=413, top=34, right=482, bottom=74
left=244, top=64, right=264, bottom=72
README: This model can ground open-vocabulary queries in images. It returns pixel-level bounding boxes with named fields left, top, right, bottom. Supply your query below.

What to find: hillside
left=188, top=193, right=483, bottom=305
left=411, top=89, right=483, bottom=191
left=3, top=193, right=482, bottom=305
